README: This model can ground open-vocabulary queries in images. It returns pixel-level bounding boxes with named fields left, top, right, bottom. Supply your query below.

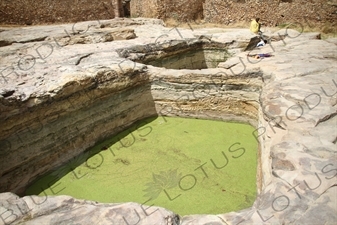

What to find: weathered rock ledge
left=0, top=18, right=336, bottom=224
left=0, top=192, right=180, bottom=225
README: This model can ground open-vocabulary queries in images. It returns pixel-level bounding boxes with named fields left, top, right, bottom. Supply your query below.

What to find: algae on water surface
left=26, top=116, right=258, bottom=216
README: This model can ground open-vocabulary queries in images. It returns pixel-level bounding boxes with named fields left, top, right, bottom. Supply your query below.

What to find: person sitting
left=250, top=18, right=262, bottom=35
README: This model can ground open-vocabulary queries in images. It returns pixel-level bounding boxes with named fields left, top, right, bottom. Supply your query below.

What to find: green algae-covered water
left=26, top=116, right=258, bottom=216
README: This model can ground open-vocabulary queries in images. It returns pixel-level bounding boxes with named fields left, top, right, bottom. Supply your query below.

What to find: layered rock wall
left=0, top=21, right=261, bottom=195
left=0, top=64, right=156, bottom=194
left=1, top=0, right=336, bottom=26
left=122, top=41, right=233, bottom=69
left=149, top=67, right=262, bottom=126
left=0, top=64, right=261, bottom=195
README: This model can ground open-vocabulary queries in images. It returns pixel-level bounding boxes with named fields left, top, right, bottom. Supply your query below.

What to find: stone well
left=0, top=18, right=336, bottom=224
left=118, top=39, right=233, bottom=69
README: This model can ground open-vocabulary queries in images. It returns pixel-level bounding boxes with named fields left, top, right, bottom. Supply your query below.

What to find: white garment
left=257, top=40, right=265, bottom=47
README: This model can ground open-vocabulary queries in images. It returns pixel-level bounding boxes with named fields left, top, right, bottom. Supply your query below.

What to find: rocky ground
left=0, top=18, right=336, bottom=224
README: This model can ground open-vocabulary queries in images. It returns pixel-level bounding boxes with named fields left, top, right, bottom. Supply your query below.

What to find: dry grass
left=277, top=21, right=337, bottom=39
left=308, top=22, right=337, bottom=39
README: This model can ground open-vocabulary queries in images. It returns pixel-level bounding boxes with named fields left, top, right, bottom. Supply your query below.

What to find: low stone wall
left=130, top=0, right=204, bottom=21
left=0, top=0, right=115, bottom=25
left=203, top=0, right=337, bottom=26
left=2, top=0, right=336, bottom=26
left=130, top=0, right=337, bottom=25
left=130, top=0, right=159, bottom=19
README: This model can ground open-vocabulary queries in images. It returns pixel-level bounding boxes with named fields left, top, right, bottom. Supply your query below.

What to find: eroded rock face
left=214, top=31, right=337, bottom=224
left=0, top=19, right=260, bottom=196
left=0, top=192, right=180, bottom=225
left=148, top=67, right=262, bottom=126
left=119, top=40, right=233, bottom=69
left=0, top=18, right=336, bottom=224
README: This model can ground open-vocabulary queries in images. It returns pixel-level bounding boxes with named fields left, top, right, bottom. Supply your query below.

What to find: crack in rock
left=74, top=53, right=93, bottom=66
left=315, top=111, right=337, bottom=127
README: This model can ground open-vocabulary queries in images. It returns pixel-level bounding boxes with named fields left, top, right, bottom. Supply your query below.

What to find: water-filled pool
left=26, top=116, right=258, bottom=215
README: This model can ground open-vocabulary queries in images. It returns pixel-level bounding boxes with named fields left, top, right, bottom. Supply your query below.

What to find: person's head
left=256, top=18, right=260, bottom=22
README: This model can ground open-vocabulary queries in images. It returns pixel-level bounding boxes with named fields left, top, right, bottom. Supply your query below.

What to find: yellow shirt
left=250, top=19, right=260, bottom=34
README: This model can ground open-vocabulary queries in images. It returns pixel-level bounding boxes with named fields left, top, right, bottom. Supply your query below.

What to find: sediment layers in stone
left=0, top=65, right=156, bottom=194
left=0, top=20, right=258, bottom=195
left=0, top=66, right=260, bottom=195
left=149, top=67, right=262, bottom=126
left=118, top=40, right=234, bottom=69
